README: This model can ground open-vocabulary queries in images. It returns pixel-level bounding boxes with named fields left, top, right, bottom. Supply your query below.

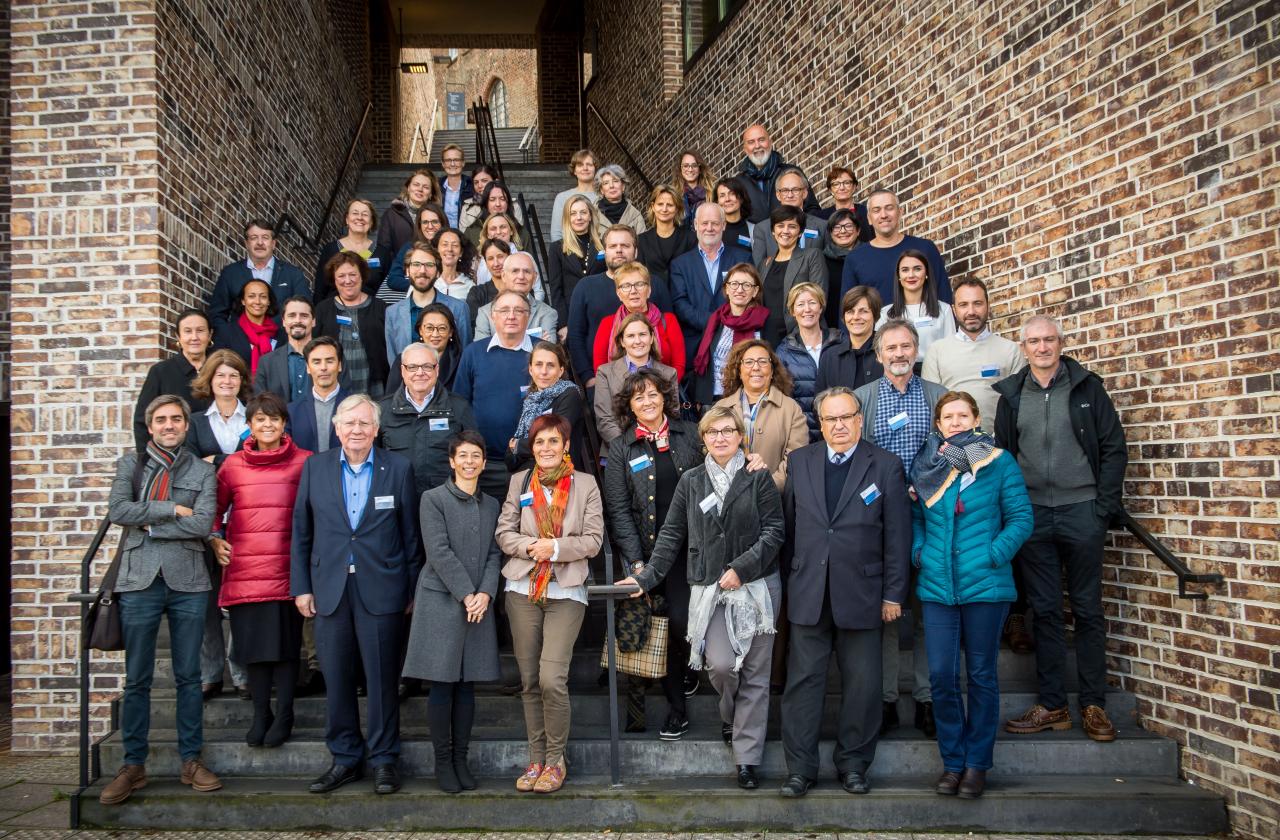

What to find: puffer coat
left=214, top=435, right=311, bottom=606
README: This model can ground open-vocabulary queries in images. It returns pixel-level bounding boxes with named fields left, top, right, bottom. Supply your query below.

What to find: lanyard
left=741, top=391, right=762, bottom=448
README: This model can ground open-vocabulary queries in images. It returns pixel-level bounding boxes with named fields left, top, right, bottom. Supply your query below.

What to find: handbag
left=601, top=612, right=669, bottom=679
left=85, top=535, right=127, bottom=651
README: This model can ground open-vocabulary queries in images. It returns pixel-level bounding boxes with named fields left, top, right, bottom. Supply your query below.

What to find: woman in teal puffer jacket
left=909, top=390, right=1032, bottom=800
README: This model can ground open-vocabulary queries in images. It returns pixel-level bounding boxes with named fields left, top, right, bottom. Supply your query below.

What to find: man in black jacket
left=252, top=296, right=315, bottom=403
left=207, top=219, right=311, bottom=330
left=993, top=315, right=1127, bottom=743
left=132, top=309, right=213, bottom=451
left=735, top=124, right=821, bottom=223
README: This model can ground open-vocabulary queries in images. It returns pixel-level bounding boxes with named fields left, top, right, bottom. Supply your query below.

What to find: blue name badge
left=428, top=418, right=449, bottom=432
left=528, top=327, right=543, bottom=339
left=801, top=228, right=819, bottom=249
left=238, top=428, right=251, bottom=442
left=335, top=314, right=353, bottom=326
left=596, top=251, right=606, bottom=261
left=888, top=410, right=910, bottom=431
left=860, top=483, right=881, bottom=505
left=519, top=491, right=534, bottom=508
left=980, top=365, right=1001, bottom=378
left=367, top=257, right=381, bottom=269
left=737, top=234, right=751, bottom=247
left=629, top=454, right=651, bottom=473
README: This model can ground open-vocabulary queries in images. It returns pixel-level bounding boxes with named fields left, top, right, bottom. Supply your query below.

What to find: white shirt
left=406, top=386, right=435, bottom=413
left=486, top=333, right=535, bottom=353
left=957, top=326, right=992, bottom=343
left=205, top=401, right=247, bottom=455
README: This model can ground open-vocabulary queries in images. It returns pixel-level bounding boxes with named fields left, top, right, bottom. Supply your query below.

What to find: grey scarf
left=704, top=450, right=745, bottom=514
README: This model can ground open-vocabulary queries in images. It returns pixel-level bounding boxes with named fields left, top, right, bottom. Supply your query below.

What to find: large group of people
left=103, top=125, right=1127, bottom=807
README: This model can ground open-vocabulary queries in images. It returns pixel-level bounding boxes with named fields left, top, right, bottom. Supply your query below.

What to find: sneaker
left=659, top=711, right=690, bottom=741
left=683, top=672, right=699, bottom=697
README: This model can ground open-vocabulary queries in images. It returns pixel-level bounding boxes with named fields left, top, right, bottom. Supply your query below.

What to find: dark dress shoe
left=736, top=764, right=758, bottom=790
left=245, top=711, right=273, bottom=747
left=263, top=713, right=294, bottom=748
left=935, top=770, right=962, bottom=795
left=201, top=682, right=223, bottom=702
left=235, top=684, right=252, bottom=701
left=309, top=763, right=363, bottom=793
left=779, top=774, right=814, bottom=798
left=721, top=722, right=733, bottom=745
left=840, top=769, right=870, bottom=794
left=880, top=701, right=899, bottom=735
left=917, top=701, right=936, bottom=738
left=958, top=767, right=986, bottom=798
left=373, top=764, right=402, bottom=795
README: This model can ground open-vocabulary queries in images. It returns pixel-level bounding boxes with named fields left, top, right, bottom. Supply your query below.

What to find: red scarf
left=610, top=303, right=665, bottom=359
left=238, top=312, right=278, bottom=377
left=528, top=457, right=574, bottom=603
left=635, top=418, right=670, bottom=452
left=692, top=302, right=769, bottom=375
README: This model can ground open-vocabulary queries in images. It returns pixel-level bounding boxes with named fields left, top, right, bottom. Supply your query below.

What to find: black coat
left=377, top=385, right=478, bottom=499
left=207, top=259, right=310, bottom=329
left=314, top=296, right=390, bottom=394
left=993, top=355, right=1128, bottom=521
left=505, top=386, right=588, bottom=473
left=184, top=410, right=242, bottom=468
left=637, top=226, right=696, bottom=284
left=782, top=441, right=911, bottom=630
left=634, top=464, right=784, bottom=591
left=133, top=354, right=209, bottom=452
left=546, top=237, right=605, bottom=324
left=313, top=240, right=393, bottom=301
left=735, top=158, right=822, bottom=223
left=814, top=338, right=883, bottom=395
left=603, top=420, right=703, bottom=566
left=376, top=199, right=417, bottom=261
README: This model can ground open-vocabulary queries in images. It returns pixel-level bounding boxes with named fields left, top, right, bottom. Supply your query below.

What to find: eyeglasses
left=741, top=358, right=772, bottom=370
left=443, top=156, right=464, bottom=164
left=401, top=362, right=438, bottom=373
left=617, top=281, right=650, bottom=293
left=420, top=324, right=450, bottom=335
left=830, top=222, right=857, bottom=233
left=680, top=163, right=701, bottom=170
left=820, top=411, right=861, bottom=425
left=776, top=187, right=806, bottom=197
left=493, top=306, right=530, bottom=316
left=338, top=420, right=374, bottom=430
left=704, top=427, right=740, bottom=440
left=829, top=179, right=855, bottom=188
left=408, top=261, right=438, bottom=270
left=725, top=280, right=757, bottom=291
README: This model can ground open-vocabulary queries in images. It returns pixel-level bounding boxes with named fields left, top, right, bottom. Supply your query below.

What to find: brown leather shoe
left=935, top=770, right=961, bottom=795
left=1004, top=613, right=1034, bottom=654
left=958, top=767, right=986, bottom=798
left=180, top=758, right=223, bottom=792
left=99, top=765, right=146, bottom=805
left=1082, top=705, right=1118, bottom=742
left=1005, top=704, right=1072, bottom=734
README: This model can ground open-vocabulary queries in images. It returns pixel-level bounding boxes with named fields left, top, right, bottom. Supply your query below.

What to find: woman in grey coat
left=403, top=429, right=502, bottom=794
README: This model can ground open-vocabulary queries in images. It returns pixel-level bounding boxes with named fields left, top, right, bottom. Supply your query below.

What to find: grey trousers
left=701, top=573, right=781, bottom=767
left=882, top=588, right=931, bottom=703
left=201, top=598, right=246, bottom=687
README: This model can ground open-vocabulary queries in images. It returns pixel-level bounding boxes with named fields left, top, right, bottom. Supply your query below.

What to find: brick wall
left=435, top=48, right=539, bottom=129
left=0, top=1, right=11, bottom=407
left=537, top=29, right=582, bottom=163
left=396, top=48, right=438, bottom=162
left=8, top=0, right=371, bottom=752
left=585, top=0, right=1279, bottom=836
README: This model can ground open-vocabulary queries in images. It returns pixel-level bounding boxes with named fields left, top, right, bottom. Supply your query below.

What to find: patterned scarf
left=528, top=456, right=574, bottom=603
left=514, top=378, right=577, bottom=440
left=704, top=450, right=745, bottom=514
left=910, top=429, right=998, bottom=510
left=635, top=418, right=670, bottom=452
left=739, top=150, right=783, bottom=192
left=238, top=312, right=278, bottom=377
left=142, top=441, right=180, bottom=501
left=609, top=303, right=666, bottom=360
left=692, top=303, right=769, bottom=376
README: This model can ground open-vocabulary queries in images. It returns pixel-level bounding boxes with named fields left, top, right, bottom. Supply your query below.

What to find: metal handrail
left=584, top=101, right=654, bottom=194
left=68, top=514, right=116, bottom=828
left=516, top=194, right=551, bottom=294
left=1115, top=510, right=1223, bottom=600
left=517, top=119, right=539, bottom=163
left=274, top=101, right=372, bottom=251
left=424, top=98, right=439, bottom=163
left=408, top=122, right=429, bottom=163
left=472, top=100, right=505, bottom=184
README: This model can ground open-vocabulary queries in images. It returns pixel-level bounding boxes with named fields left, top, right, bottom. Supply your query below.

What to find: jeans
left=922, top=600, right=1009, bottom=773
left=120, top=577, right=208, bottom=764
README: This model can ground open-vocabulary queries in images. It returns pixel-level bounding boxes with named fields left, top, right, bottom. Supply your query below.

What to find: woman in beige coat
left=713, top=338, right=809, bottom=490
left=495, top=413, right=604, bottom=794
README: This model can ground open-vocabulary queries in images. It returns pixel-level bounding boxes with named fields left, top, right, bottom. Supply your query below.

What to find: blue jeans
left=120, top=577, right=208, bottom=765
left=922, top=600, right=1009, bottom=773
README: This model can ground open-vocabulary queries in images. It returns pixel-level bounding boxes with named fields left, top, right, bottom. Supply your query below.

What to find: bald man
left=735, top=123, right=821, bottom=223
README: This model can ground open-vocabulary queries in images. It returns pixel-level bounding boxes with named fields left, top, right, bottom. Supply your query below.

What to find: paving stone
left=0, top=800, right=69, bottom=830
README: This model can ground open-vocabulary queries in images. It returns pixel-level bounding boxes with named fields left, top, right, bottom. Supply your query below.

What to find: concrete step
left=96, top=721, right=1176, bottom=779
left=78, top=774, right=1228, bottom=834
left=429, top=127, right=531, bottom=164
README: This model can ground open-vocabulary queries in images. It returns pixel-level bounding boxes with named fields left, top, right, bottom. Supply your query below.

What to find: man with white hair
left=670, top=202, right=753, bottom=370
left=735, top=123, right=821, bottom=223
left=994, top=315, right=1127, bottom=743
left=473, top=251, right=558, bottom=342
left=291, top=394, right=422, bottom=796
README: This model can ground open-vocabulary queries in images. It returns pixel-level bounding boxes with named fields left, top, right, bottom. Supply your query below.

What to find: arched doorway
left=487, top=78, right=509, bottom=128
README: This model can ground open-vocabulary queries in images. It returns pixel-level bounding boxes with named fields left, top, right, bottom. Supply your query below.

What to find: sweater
left=920, top=332, right=1024, bottom=427
left=1014, top=365, right=1097, bottom=507
left=452, top=338, right=532, bottom=458
left=840, top=236, right=952, bottom=305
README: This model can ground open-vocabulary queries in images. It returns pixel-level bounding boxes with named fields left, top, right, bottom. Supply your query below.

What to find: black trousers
left=1017, top=500, right=1109, bottom=710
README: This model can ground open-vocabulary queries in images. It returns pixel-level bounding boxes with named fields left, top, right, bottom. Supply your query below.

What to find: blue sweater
left=840, top=235, right=952, bottom=306
left=452, top=339, right=531, bottom=457
left=911, top=448, right=1033, bottom=605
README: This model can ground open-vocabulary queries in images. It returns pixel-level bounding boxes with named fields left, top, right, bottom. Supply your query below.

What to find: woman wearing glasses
left=822, top=208, right=863, bottom=327
left=713, top=339, right=808, bottom=491
left=690, top=263, right=770, bottom=410
left=590, top=261, right=686, bottom=381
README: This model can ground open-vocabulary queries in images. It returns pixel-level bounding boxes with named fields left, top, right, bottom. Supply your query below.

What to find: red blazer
left=591, top=311, right=687, bottom=380
left=213, top=435, right=311, bottom=607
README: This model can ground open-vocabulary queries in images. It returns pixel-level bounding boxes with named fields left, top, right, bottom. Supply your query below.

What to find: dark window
left=682, top=0, right=747, bottom=67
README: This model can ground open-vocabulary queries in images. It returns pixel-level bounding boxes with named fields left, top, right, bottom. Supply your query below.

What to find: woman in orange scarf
left=494, top=413, right=604, bottom=794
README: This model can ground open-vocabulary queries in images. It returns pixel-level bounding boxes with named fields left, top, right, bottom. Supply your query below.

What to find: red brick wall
left=0, top=0, right=11, bottom=405
left=537, top=29, right=582, bottom=163
left=432, top=48, right=539, bottom=129
left=585, top=0, right=1278, bottom=836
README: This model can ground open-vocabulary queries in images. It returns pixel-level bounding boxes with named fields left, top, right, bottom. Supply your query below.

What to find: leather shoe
left=1004, top=612, right=1034, bottom=654
left=1005, top=703, right=1071, bottom=734
left=958, top=767, right=986, bottom=798
left=840, top=769, right=870, bottom=794
left=1082, top=705, right=1118, bottom=742
left=736, top=764, right=758, bottom=790
left=880, top=700, right=899, bottom=735
left=935, top=770, right=961, bottom=795
left=779, top=773, right=814, bottom=798
left=308, top=763, right=363, bottom=794
left=917, top=700, right=936, bottom=738
left=721, top=722, right=733, bottom=745
left=201, top=682, right=223, bottom=702
left=373, top=764, right=402, bottom=795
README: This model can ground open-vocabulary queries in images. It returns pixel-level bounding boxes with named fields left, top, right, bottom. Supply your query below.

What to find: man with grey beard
left=735, top=123, right=821, bottom=223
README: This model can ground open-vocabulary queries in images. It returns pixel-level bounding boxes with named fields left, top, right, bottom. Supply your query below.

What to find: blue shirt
left=871, top=375, right=931, bottom=474
left=699, top=243, right=726, bottom=292
left=340, top=448, right=375, bottom=566
left=248, top=256, right=277, bottom=285
left=286, top=348, right=309, bottom=402
left=443, top=182, right=463, bottom=229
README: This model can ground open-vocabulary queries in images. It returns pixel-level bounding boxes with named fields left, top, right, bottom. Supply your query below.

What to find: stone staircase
left=78, top=610, right=1228, bottom=833
left=428, top=127, right=534, bottom=166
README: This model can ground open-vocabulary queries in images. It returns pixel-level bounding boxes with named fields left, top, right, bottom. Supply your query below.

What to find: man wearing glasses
left=438, top=144, right=473, bottom=230
left=751, top=168, right=830, bottom=262
left=385, top=242, right=472, bottom=362
left=779, top=385, right=910, bottom=798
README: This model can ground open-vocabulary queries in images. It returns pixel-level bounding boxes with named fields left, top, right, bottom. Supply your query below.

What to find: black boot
left=452, top=699, right=477, bottom=791
left=265, top=661, right=298, bottom=747
left=245, top=664, right=274, bottom=747
left=427, top=702, right=461, bottom=793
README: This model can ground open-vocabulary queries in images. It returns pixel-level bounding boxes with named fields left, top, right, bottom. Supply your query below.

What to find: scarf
left=514, top=378, right=577, bottom=440
left=528, top=456, right=574, bottom=603
left=910, top=429, right=999, bottom=510
left=686, top=579, right=776, bottom=672
left=609, top=303, right=666, bottom=359
left=683, top=185, right=707, bottom=221
left=739, top=150, right=783, bottom=191
left=823, top=237, right=855, bottom=260
left=635, top=418, right=670, bottom=452
left=142, top=441, right=181, bottom=501
left=704, top=450, right=745, bottom=514
left=597, top=196, right=628, bottom=225
left=238, top=312, right=278, bottom=377
left=693, top=303, right=770, bottom=376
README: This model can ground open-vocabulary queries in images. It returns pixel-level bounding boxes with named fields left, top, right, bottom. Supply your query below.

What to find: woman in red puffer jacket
left=210, top=392, right=311, bottom=748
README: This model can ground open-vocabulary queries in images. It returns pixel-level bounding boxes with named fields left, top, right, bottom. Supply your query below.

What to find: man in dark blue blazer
left=286, top=337, right=347, bottom=454
left=291, top=393, right=422, bottom=795
left=779, top=385, right=910, bottom=798
left=669, top=203, right=751, bottom=373
left=207, top=218, right=311, bottom=330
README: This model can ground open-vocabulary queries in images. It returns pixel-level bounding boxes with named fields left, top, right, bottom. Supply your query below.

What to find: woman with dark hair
left=546, top=194, right=605, bottom=324
left=379, top=168, right=442, bottom=258
left=637, top=184, right=695, bottom=283
left=187, top=348, right=253, bottom=467
left=593, top=313, right=679, bottom=457
left=815, top=285, right=885, bottom=393
left=593, top=164, right=647, bottom=237
left=506, top=341, right=586, bottom=472
left=812, top=166, right=864, bottom=224
left=822, top=208, right=862, bottom=327
left=466, top=238, right=516, bottom=324
left=713, top=338, right=808, bottom=491
left=314, top=252, right=389, bottom=397
left=496, top=413, right=604, bottom=793
left=674, top=150, right=717, bottom=227
left=433, top=228, right=477, bottom=302
left=382, top=202, right=448, bottom=302
left=755, top=205, right=827, bottom=347
left=385, top=303, right=464, bottom=392
left=877, top=248, right=956, bottom=364
left=208, top=392, right=311, bottom=748
left=603, top=369, right=703, bottom=738
left=776, top=282, right=842, bottom=439
left=402, top=429, right=503, bottom=793
left=714, top=177, right=755, bottom=250
left=690, top=263, right=769, bottom=408
left=314, top=198, right=392, bottom=301
left=464, top=181, right=525, bottom=249
left=458, top=164, right=498, bottom=233
left=212, top=278, right=283, bottom=377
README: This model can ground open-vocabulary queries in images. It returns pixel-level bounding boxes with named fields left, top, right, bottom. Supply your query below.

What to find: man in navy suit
left=291, top=394, right=422, bottom=795
left=207, top=218, right=311, bottom=330
left=669, top=202, right=751, bottom=373
left=779, top=385, right=910, bottom=798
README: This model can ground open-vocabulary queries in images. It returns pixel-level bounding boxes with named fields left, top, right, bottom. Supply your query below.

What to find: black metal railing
left=274, top=101, right=372, bottom=251
left=1115, top=510, right=1223, bottom=600
left=472, top=100, right=505, bottom=184
left=584, top=101, right=654, bottom=195
left=516, top=194, right=551, bottom=295
left=67, top=515, right=115, bottom=828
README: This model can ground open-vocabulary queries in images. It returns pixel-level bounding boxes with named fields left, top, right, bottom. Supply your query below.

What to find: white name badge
left=335, top=314, right=353, bottom=326
left=629, top=454, right=652, bottom=473
left=270, top=338, right=278, bottom=350
left=528, top=327, right=543, bottom=338
left=367, top=257, right=381, bottom=269
left=699, top=494, right=719, bottom=514
left=519, top=384, right=530, bottom=396
left=959, top=472, right=976, bottom=491
left=888, top=411, right=910, bottom=431
left=860, top=484, right=881, bottom=505
left=980, top=365, right=1001, bottom=378
left=915, top=318, right=934, bottom=327
left=374, top=495, right=395, bottom=510
left=519, top=491, right=534, bottom=508
left=428, top=418, right=449, bottom=432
